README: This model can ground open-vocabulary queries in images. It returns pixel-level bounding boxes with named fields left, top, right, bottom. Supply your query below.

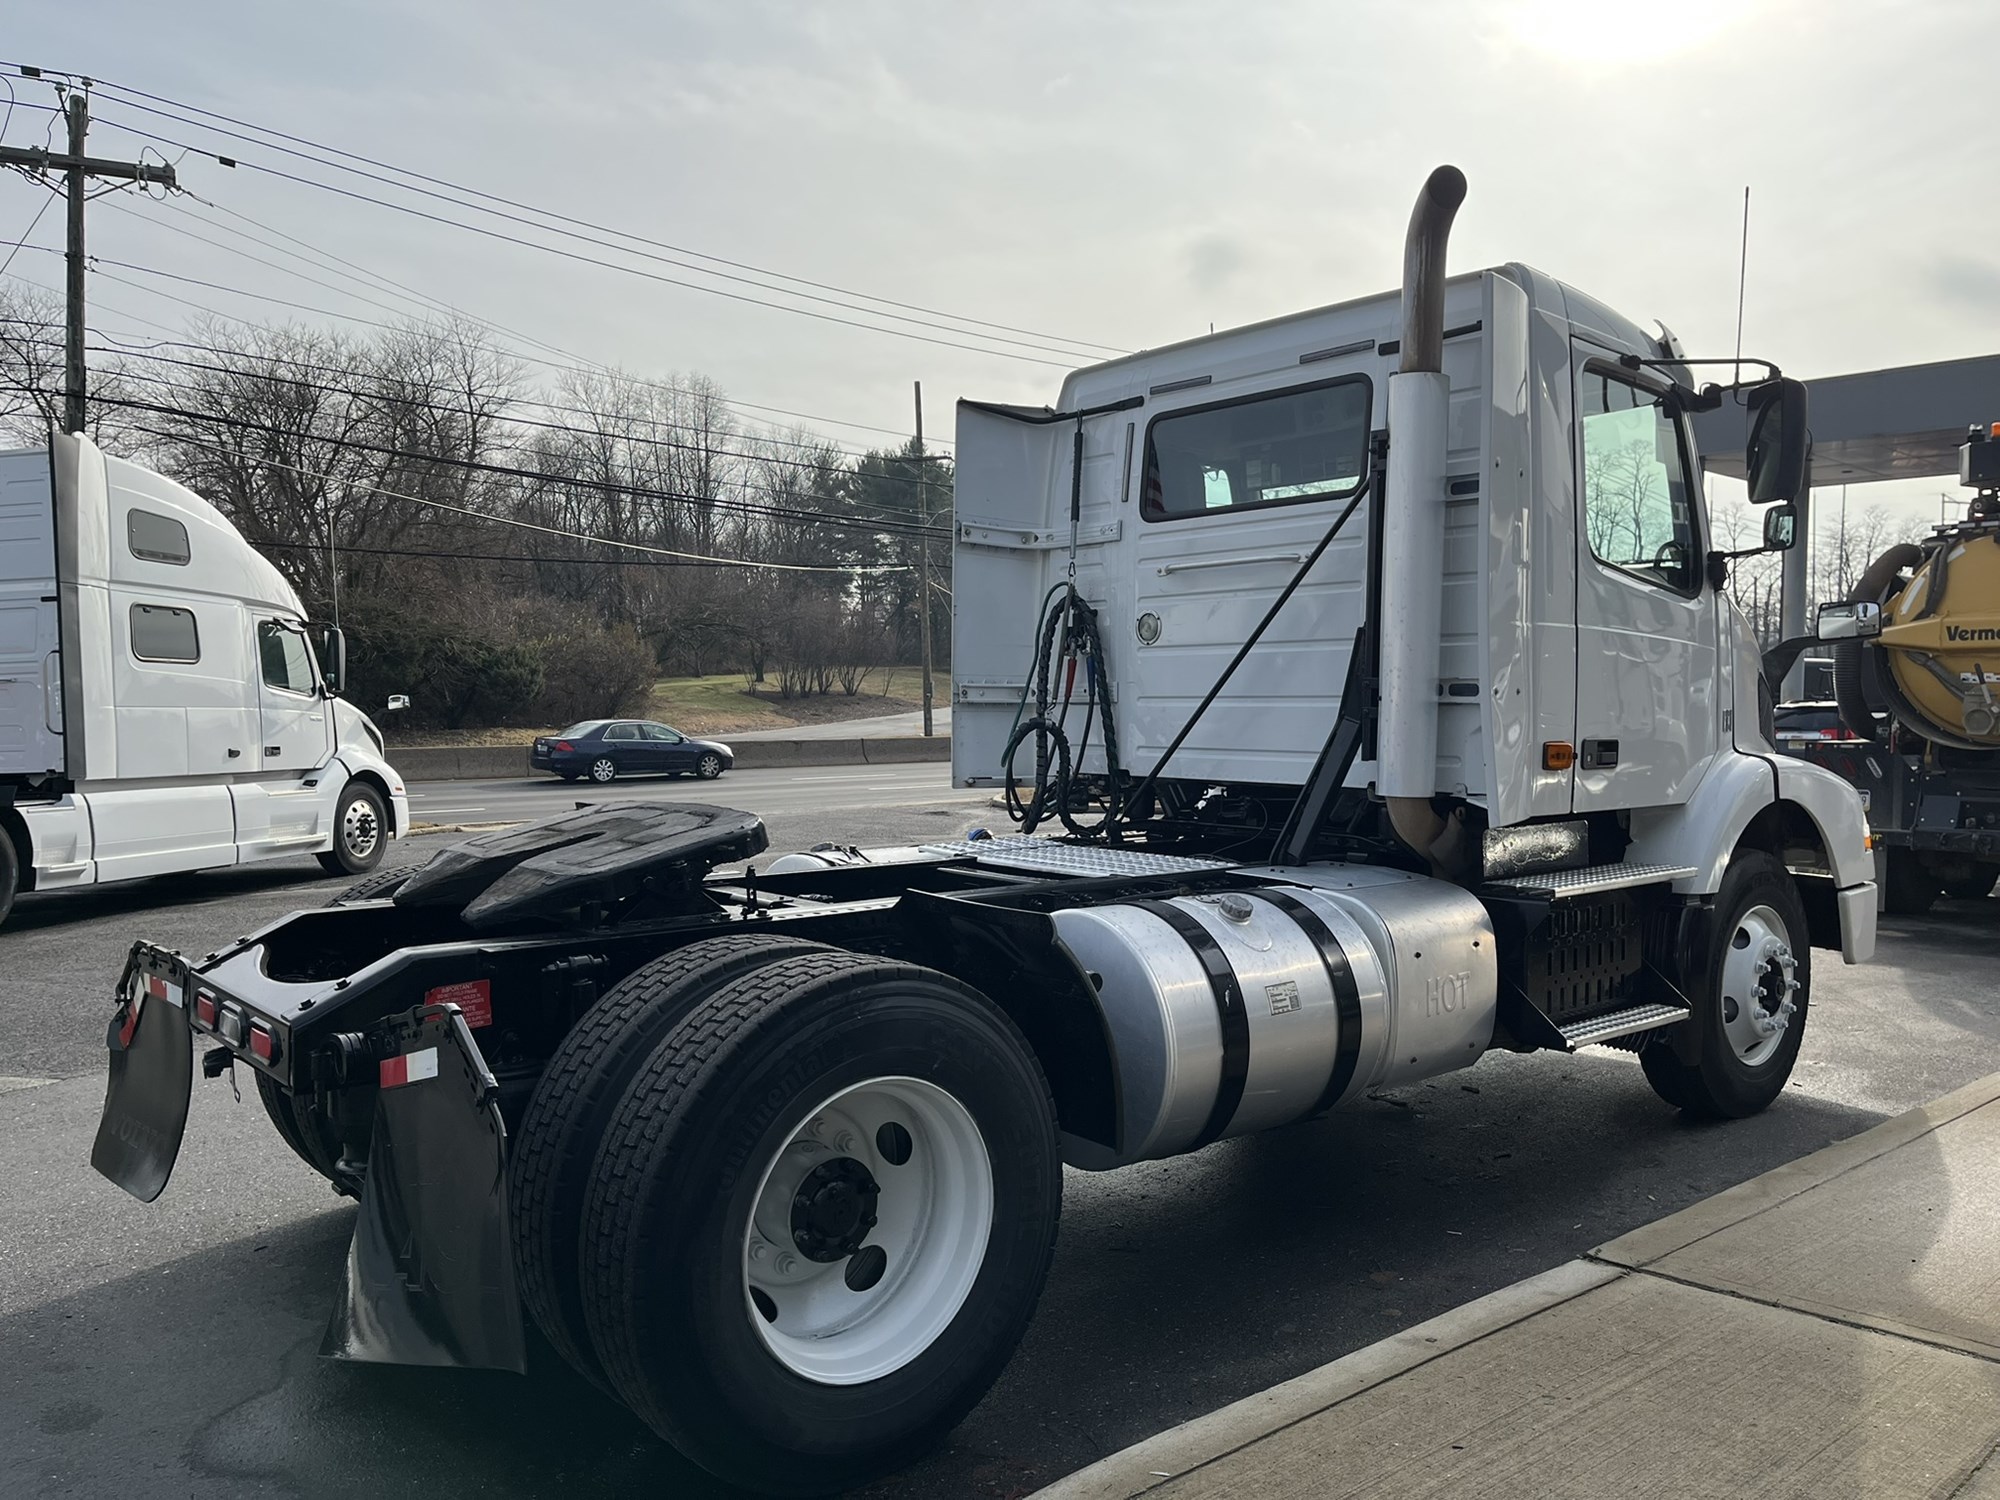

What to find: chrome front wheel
left=1718, top=903, right=1798, bottom=1068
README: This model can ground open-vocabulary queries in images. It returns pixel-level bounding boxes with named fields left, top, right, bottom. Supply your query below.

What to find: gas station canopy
left=1695, top=353, right=2000, bottom=483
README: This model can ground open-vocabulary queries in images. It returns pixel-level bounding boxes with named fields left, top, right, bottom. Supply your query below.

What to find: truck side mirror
left=385, top=694, right=411, bottom=713
left=1745, top=378, right=1810, bottom=504
left=316, top=625, right=347, bottom=695
left=1761, top=501, right=1797, bottom=551
left=1816, top=601, right=1882, bottom=641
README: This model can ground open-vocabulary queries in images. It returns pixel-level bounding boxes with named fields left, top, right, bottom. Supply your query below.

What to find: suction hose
left=1832, top=543, right=1923, bottom=741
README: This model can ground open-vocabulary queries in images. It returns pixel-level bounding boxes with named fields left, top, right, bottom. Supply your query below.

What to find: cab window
left=258, top=620, right=317, bottom=695
left=130, top=603, right=200, bottom=663
left=1142, top=375, right=1371, bottom=521
left=1578, top=371, right=1701, bottom=593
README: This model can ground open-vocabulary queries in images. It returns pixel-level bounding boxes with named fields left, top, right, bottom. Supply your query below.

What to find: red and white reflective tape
left=378, top=1047, right=441, bottom=1089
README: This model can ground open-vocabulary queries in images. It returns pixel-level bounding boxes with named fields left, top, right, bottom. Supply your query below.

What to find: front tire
left=588, top=757, right=618, bottom=784
left=696, top=752, right=725, bottom=780
left=315, top=781, right=387, bottom=876
left=579, top=953, right=1061, bottom=1496
left=1641, top=850, right=1810, bottom=1119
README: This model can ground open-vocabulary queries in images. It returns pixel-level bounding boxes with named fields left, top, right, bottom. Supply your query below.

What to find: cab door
left=255, top=618, right=331, bottom=773
left=1570, top=356, right=1718, bottom=812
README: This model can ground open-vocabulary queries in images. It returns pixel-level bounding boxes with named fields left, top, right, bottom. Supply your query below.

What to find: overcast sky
left=8, top=0, right=1993, bottom=525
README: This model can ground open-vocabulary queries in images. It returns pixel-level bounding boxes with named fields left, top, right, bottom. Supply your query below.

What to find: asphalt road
left=2, top=802, right=1996, bottom=1499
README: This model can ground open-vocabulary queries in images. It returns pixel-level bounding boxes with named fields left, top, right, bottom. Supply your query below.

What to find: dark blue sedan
left=531, top=720, right=735, bottom=783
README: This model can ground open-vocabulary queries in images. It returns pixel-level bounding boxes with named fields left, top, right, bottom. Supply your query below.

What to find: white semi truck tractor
left=0, top=431, right=409, bottom=928
left=90, top=169, right=1874, bottom=1497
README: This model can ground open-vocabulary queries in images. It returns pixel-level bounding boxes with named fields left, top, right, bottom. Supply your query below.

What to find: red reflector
left=425, top=979, right=493, bottom=1029
left=379, top=1047, right=440, bottom=1089
left=195, top=992, right=219, bottom=1028
left=146, top=974, right=170, bottom=1000
left=249, top=1022, right=278, bottom=1063
left=553, top=740, right=572, bottom=752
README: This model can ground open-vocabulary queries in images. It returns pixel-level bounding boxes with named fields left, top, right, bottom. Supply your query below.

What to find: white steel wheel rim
left=1719, top=903, right=1798, bottom=1068
left=742, top=1075, right=993, bottom=1386
left=342, top=797, right=380, bottom=860
left=590, top=758, right=616, bottom=782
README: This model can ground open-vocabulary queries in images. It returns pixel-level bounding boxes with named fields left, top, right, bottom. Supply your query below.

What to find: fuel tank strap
left=1256, top=890, right=1364, bottom=1114
left=1133, top=900, right=1249, bottom=1149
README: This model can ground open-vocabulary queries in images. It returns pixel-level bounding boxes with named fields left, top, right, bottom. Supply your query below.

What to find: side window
left=1142, top=376, right=1371, bottom=522
left=127, top=510, right=191, bottom=566
left=257, top=619, right=316, bottom=695
left=642, top=723, right=681, bottom=742
left=603, top=723, right=640, bottom=741
left=1578, top=371, right=1701, bottom=592
left=130, top=603, right=200, bottom=663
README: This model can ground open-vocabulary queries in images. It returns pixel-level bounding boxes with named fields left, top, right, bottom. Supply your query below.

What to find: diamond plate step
left=1559, top=1001, right=1690, bottom=1050
left=1489, top=861, right=1697, bottom=898
left=919, top=837, right=1231, bottom=879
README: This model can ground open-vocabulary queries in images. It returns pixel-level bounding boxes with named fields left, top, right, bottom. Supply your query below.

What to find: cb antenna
left=1733, top=185, right=1750, bottom=377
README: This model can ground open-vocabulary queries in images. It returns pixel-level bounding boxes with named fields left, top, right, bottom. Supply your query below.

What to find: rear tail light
left=554, top=740, right=573, bottom=752
left=249, top=1020, right=279, bottom=1064
left=194, top=991, right=219, bottom=1029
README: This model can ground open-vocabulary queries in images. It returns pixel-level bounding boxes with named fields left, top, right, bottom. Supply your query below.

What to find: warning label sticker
left=425, top=979, right=493, bottom=1029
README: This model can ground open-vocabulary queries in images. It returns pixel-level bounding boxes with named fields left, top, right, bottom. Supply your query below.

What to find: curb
left=1030, top=1261, right=1623, bottom=1500
left=1030, top=1070, right=2000, bottom=1500
left=387, top=736, right=949, bottom=782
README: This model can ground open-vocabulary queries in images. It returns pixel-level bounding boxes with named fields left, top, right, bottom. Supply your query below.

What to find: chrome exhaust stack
left=1379, top=166, right=1467, bottom=868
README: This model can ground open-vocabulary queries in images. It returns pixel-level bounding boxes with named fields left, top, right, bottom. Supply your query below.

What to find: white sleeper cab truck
left=91, top=170, right=1872, bottom=1498
left=0, top=431, right=408, bottom=927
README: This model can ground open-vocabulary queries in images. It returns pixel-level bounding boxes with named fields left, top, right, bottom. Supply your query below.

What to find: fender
left=326, top=749, right=412, bottom=841
left=1625, top=749, right=1875, bottom=962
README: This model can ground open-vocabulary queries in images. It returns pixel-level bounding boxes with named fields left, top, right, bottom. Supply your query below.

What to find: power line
left=82, top=108, right=1082, bottom=367
left=0, top=181, right=56, bottom=277
left=82, top=391, right=944, bottom=543
left=111, top=417, right=913, bottom=575
left=75, top=74, right=1124, bottom=356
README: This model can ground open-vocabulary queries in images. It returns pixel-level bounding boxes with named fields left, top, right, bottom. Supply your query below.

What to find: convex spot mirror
left=1745, top=378, right=1810, bottom=505
left=1816, top=601, right=1882, bottom=641
left=1762, top=501, right=1798, bottom=552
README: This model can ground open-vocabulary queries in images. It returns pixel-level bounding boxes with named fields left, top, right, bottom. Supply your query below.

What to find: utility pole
left=0, top=86, right=177, bottom=433
left=914, top=380, right=934, bottom=738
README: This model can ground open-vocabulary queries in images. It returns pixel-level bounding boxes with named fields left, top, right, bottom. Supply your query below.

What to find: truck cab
left=0, top=432, right=408, bottom=924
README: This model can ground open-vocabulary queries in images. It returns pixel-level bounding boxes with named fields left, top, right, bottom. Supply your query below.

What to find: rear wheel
left=0, top=830, right=17, bottom=930
left=324, top=866, right=410, bottom=906
left=588, top=757, right=617, bottom=784
left=253, top=1073, right=357, bottom=1195
left=511, top=933, right=831, bottom=1387
left=316, top=781, right=387, bottom=876
left=1938, top=860, right=1999, bottom=901
left=579, top=953, right=1061, bottom=1496
left=1641, top=850, right=1809, bottom=1119
left=1881, top=847, right=1940, bottom=915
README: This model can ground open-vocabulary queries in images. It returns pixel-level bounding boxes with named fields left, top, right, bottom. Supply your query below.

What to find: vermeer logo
left=1946, top=625, right=2000, bottom=642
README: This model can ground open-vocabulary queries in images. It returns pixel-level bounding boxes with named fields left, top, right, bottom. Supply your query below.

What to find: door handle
left=227, top=748, right=242, bottom=759
left=1156, top=552, right=1306, bottom=576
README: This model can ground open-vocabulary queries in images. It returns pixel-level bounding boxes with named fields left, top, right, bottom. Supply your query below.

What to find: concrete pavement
left=1036, top=1071, right=2000, bottom=1500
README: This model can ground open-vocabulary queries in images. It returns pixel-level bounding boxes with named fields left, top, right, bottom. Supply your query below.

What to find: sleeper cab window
left=1576, top=369, right=1701, bottom=593
left=258, top=619, right=317, bottom=695
left=1141, top=375, right=1370, bottom=522
left=127, top=509, right=191, bottom=566
left=130, top=603, right=200, bottom=663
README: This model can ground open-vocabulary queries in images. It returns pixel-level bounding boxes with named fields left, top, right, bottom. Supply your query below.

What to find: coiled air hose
left=1003, top=583, right=1124, bottom=837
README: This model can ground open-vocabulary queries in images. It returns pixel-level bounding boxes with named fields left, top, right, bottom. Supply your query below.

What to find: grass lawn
left=391, top=666, right=952, bottom=747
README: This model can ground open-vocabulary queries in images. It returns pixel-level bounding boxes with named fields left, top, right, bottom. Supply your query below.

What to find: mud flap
left=90, top=947, right=194, bottom=1203
left=320, top=1004, right=527, bottom=1372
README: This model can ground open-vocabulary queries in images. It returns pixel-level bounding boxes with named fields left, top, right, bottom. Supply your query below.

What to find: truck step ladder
left=1557, top=1001, right=1690, bottom=1050
left=1488, top=861, right=1696, bottom=899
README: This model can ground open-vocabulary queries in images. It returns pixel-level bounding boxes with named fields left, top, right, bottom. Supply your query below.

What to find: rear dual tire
left=520, top=945, right=1061, bottom=1496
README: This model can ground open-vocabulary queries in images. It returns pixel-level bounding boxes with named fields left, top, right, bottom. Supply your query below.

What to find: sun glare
left=1502, top=0, right=1747, bottom=62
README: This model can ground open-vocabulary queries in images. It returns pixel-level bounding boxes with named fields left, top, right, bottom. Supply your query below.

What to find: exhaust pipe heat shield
left=321, top=1005, right=526, bottom=1373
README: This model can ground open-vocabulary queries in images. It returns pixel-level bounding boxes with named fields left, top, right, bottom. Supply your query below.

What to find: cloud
left=1186, top=235, right=1247, bottom=295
